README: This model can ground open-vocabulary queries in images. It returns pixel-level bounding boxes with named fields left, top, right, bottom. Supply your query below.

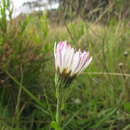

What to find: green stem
left=56, top=82, right=61, bottom=127
left=55, top=74, right=70, bottom=130
left=55, top=74, right=62, bottom=130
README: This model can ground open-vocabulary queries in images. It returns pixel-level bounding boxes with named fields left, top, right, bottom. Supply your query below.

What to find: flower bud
left=124, top=51, right=128, bottom=57
left=118, top=62, right=124, bottom=69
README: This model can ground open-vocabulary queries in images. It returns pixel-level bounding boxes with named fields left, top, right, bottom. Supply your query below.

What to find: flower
left=54, top=41, right=92, bottom=80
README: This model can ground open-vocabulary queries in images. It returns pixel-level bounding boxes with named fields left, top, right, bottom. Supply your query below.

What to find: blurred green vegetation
left=0, top=0, right=130, bottom=130
left=58, top=0, right=130, bottom=22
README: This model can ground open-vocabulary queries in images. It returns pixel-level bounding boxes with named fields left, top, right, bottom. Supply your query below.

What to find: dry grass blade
left=82, top=72, right=130, bottom=78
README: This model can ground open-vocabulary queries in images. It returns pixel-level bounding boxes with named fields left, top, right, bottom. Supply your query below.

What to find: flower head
left=54, top=41, right=92, bottom=81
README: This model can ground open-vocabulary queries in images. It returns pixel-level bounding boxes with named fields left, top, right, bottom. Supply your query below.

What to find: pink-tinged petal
left=74, top=51, right=88, bottom=73
left=58, top=41, right=66, bottom=50
left=81, top=52, right=90, bottom=65
left=55, top=41, right=67, bottom=72
left=72, top=49, right=83, bottom=73
left=78, top=56, right=92, bottom=74
left=55, top=42, right=64, bottom=69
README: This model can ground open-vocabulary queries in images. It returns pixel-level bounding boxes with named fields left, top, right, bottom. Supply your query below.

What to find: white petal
left=70, top=50, right=81, bottom=75
left=60, top=42, right=67, bottom=72
left=63, top=45, right=74, bottom=72
left=63, top=45, right=71, bottom=69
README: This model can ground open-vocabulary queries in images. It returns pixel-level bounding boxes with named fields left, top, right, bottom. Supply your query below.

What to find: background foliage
left=0, top=0, right=130, bottom=129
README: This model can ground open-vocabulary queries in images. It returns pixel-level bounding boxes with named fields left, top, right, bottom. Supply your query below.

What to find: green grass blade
left=5, top=70, right=49, bottom=115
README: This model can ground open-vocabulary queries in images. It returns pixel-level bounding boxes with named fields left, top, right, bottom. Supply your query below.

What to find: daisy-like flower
left=54, top=41, right=92, bottom=83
